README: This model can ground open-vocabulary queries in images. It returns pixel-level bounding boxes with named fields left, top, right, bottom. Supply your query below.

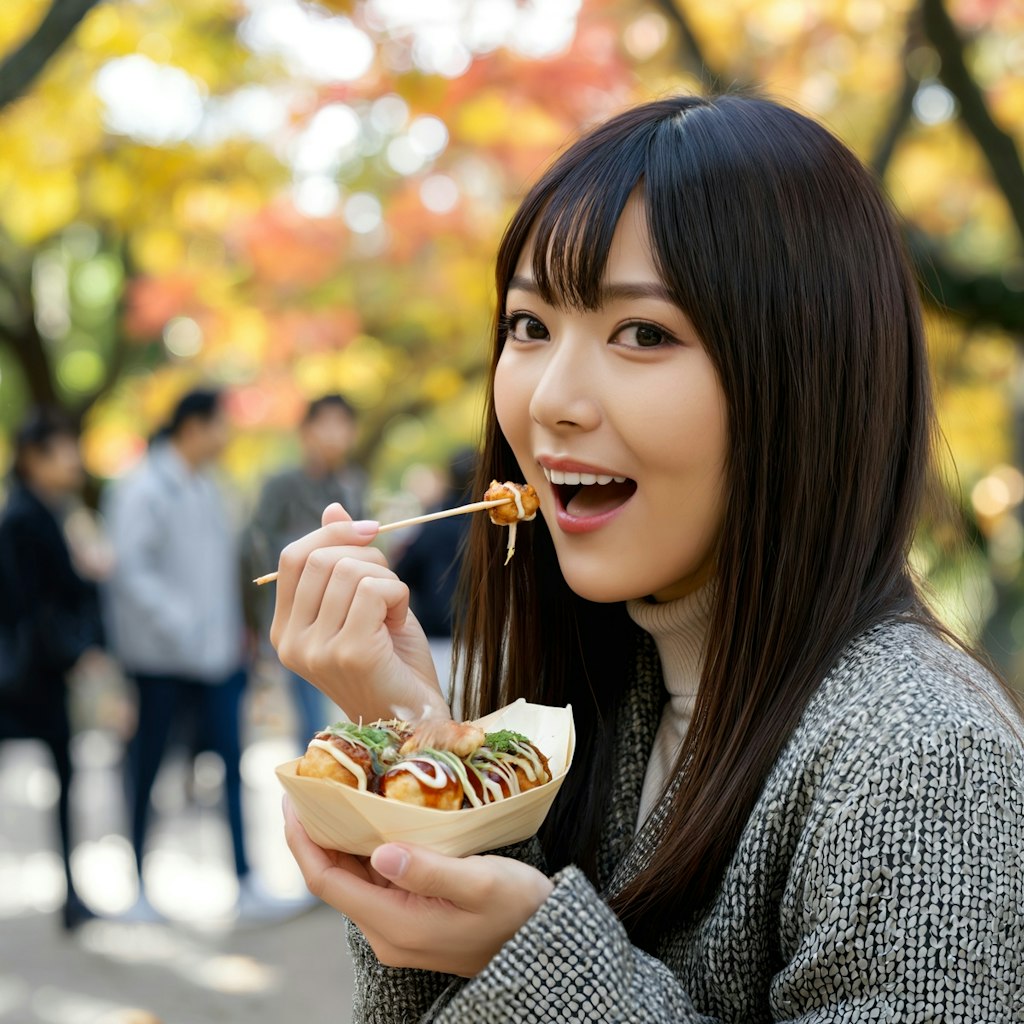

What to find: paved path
left=0, top=671, right=356, bottom=1024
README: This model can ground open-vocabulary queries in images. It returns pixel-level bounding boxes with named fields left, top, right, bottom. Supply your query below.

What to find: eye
left=502, top=312, right=550, bottom=343
left=613, top=322, right=677, bottom=349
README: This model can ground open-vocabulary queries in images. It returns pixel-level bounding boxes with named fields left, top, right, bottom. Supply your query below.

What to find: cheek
left=493, top=355, right=529, bottom=449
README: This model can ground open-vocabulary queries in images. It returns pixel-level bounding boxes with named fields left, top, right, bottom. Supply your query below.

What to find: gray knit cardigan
left=345, top=621, right=1024, bottom=1022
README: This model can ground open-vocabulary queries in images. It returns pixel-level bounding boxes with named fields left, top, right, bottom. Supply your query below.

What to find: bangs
left=500, top=117, right=654, bottom=311
left=498, top=104, right=713, bottom=325
left=527, top=156, right=644, bottom=310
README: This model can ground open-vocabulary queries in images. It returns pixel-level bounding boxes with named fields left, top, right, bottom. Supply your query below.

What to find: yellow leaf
left=421, top=366, right=464, bottom=404
left=221, top=307, right=269, bottom=364
left=78, top=4, right=126, bottom=50
left=131, top=228, right=187, bottom=274
left=86, top=162, right=137, bottom=223
left=2, top=166, right=79, bottom=244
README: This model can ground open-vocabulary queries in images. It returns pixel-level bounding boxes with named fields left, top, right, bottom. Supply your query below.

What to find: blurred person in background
left=243, top=393, right=368, bottom=742
left=104, top=387, right=293, bottom=923
left=0, top=407, right=106, bottom=932
left=393, top=446, right=477, bottom=699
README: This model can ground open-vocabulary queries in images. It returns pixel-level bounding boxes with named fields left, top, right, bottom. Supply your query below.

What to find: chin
left=558, top=565, right=651, bottom=605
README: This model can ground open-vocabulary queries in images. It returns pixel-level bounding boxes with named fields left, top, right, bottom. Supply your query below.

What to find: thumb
left=371, top=843, right=479, bottom=905
left=321, top=502, right=353, bottom=528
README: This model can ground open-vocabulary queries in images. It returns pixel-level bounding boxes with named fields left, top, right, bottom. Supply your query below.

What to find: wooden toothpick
left=252, top=496, right=513, bottom=585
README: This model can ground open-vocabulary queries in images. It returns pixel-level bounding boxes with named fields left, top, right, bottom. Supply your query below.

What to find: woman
left=270, top=94, right=1024, bottom=1021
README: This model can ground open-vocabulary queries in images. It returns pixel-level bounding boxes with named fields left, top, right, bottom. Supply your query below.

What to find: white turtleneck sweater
left=626, top=584, right=713, bottom=830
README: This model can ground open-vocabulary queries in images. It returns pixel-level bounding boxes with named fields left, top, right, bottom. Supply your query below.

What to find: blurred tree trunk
left=0, top=0, right=105, bottom=112
left=921, top=0, right=1024, bottom=244
left=0, top=231, right=130, bottom=421
left=0, top=254, right=58, bottom=406
left=0, top=0, right=107, bottom=413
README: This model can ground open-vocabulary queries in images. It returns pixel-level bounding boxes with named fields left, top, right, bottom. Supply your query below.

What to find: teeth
left=543, top=467, right=628, bottom=485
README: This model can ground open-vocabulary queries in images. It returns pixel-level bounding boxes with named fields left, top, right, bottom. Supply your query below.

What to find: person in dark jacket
left=394, top=447, right=477, bottom=697
left=244, top=393, right=368, bottom=742
left=0, top=408, right=105, bottom=931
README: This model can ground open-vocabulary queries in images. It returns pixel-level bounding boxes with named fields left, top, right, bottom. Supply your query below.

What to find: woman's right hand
left=269, top=502, right=450, bottom=725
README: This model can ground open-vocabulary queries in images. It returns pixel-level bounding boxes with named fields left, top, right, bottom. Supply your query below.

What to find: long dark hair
left=453, top=93, right=948, bottom=941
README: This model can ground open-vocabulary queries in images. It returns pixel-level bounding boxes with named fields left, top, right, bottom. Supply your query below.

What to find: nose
left=528, top=336, right=601, bottom=433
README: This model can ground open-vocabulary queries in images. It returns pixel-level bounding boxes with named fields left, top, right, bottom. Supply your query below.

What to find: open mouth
left=542, top=467, right=638, bottom=517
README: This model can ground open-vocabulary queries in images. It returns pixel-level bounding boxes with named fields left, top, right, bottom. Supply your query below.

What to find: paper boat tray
left=277, top=699, right=575, bottom=857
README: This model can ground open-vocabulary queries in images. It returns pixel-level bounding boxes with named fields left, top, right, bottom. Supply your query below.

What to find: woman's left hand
left=284, top=798, right=554, bottom=977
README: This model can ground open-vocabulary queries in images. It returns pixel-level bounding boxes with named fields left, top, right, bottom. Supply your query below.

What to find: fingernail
left=371, top=845, right=409, bottom=879
left=353, top=520, right=379, bottom=536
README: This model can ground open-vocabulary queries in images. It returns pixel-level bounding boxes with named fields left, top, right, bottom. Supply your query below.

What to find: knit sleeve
left=346, top=919, right=464, bottom=1024
left=430, top=868, right=718, bottom=1024
left=429, top=722, right=1024, bottom=1024
left=771, top=722, right=1024, bottom=1022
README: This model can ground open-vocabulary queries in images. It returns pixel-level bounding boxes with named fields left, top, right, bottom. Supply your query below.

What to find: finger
left=322, top=502, right=351, bottom=528
left=288, top=546, right=390, bottom=638
left=334, top=576, right=412, bottom=654
left=284, top=803, right=411, bottom=924
left=283, top=796, right=336, bottom=877
left=283, top=797, right=371, bottom=894
left=311, top=557, right=407, bottom=651
left=369, top=843, right=493, bottom=909
left=271, top=518, right=380, bottom=641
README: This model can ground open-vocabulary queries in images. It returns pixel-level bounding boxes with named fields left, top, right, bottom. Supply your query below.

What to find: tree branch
left=0, top=0, right=105, bottom=112
left=921, top=0, right=1024, bottom=245
left=909, top=227, right=1024, bottom=334
left=870, top=5, right=924, bottom=177
left=75, top=238, right=132, bottom=419
left=0, top=319, right=59, bottom=406
left=646, top=0, right=727, bottom=89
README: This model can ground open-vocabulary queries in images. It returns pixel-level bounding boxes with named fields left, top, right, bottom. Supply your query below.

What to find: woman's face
left=493, top=194, right=728, bottom=603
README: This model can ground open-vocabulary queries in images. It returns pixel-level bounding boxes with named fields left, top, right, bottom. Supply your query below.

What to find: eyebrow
left=507, top=275, right=675, bottom=305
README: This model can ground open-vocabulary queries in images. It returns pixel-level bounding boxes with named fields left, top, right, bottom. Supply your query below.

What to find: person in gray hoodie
left=104, top=388, right=269, bottom=921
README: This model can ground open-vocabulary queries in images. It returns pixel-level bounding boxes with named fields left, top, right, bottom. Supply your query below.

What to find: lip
left=536, top=454, right=630, bottom=481
left=536, top=455, right=636, bottom=535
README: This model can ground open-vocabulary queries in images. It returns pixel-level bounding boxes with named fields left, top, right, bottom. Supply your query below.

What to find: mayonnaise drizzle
left=394, top=757, right=451, bottom=790
left=309, top=738, right=369, bottom=790
left=503, top=482, right=537, bottom=522
left=311, top=728, right=549, bottom=809
left=474, top=740, right=546, bottom=786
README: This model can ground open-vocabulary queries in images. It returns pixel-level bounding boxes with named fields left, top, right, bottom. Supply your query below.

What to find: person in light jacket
left=270, top=94, right=1023, bottom=1021
left=104, top=388, right=258, bottom=920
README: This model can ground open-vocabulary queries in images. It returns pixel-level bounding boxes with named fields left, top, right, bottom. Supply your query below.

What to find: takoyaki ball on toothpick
left=484, top=480, right=540, bottom=525
left=483, top=481, right=540, bottom=564
left=380, top=754, right=465, bottom=810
